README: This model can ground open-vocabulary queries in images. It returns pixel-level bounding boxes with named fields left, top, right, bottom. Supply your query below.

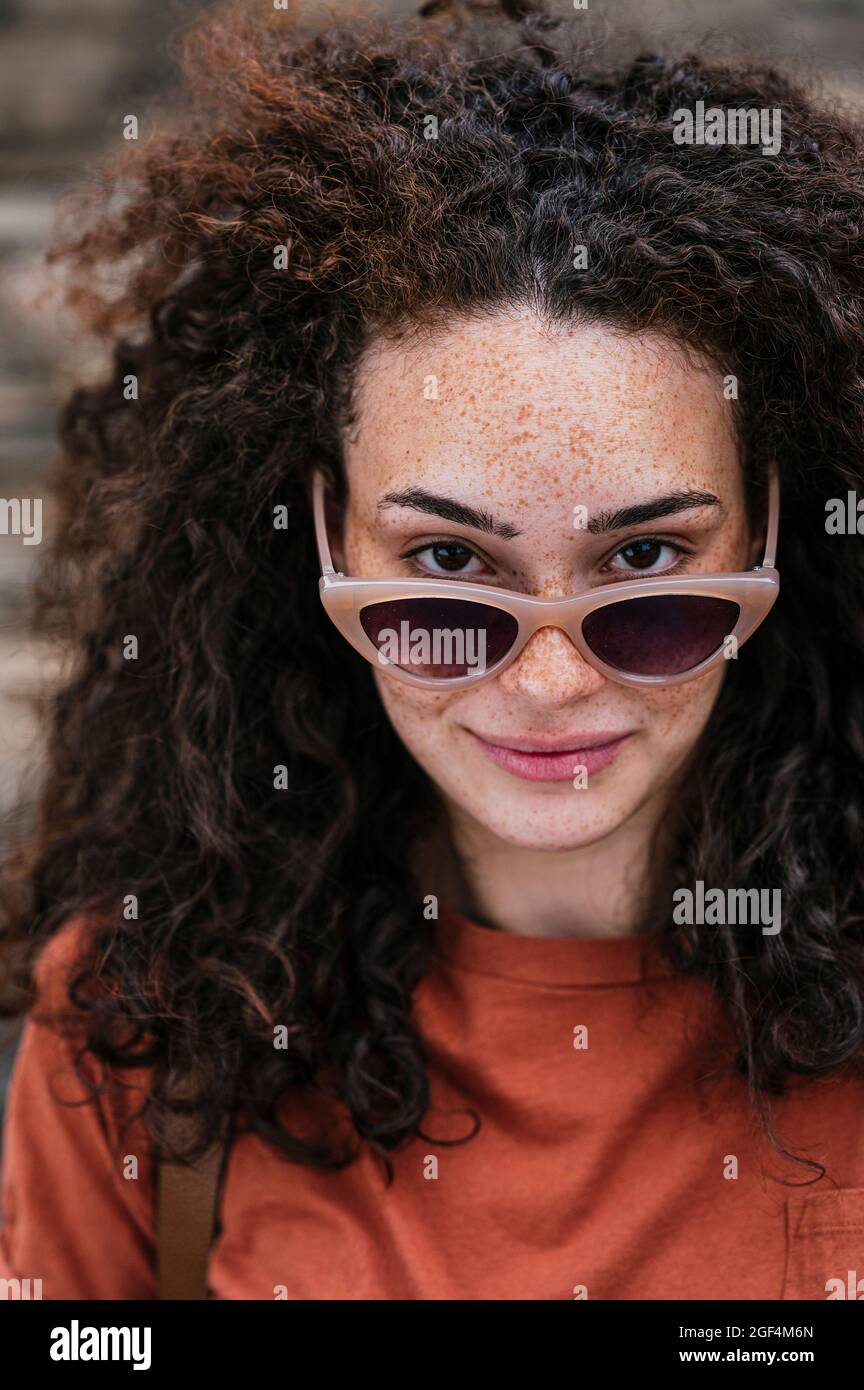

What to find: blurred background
left=1, top=0, right=864, bottom=1120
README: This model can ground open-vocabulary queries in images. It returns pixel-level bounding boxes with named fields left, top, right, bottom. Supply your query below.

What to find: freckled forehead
left=347, top=308, right=740, bottom=505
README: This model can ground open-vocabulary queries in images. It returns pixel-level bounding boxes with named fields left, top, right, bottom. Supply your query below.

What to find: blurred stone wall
left=0, top=0, right=215, bottom=833
left=1, top=0, right=863, bottom=1103
left=0, top=0, right=221, bottom=1118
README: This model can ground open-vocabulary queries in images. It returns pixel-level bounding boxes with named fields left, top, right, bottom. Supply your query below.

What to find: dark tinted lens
left=582, top=595, right=740, bottom=676
left=359, top=598, right=518, bottom=679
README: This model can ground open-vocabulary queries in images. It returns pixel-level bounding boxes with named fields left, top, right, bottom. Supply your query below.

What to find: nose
left=497, top=625, right=606, bottom=706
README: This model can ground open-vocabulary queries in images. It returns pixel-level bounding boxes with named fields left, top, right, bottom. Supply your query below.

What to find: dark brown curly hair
left=2, top=0, right=864, bottom=1181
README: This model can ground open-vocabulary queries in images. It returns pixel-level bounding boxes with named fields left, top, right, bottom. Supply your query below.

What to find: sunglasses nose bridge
left=515, top=593, right=589, bottom=647
left=505, top=594, right=597, bottom=672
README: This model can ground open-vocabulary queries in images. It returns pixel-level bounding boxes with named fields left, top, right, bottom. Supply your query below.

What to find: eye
left=606, top=538, right=685, bottom=575
left=402, top=541, right=488, bottom=578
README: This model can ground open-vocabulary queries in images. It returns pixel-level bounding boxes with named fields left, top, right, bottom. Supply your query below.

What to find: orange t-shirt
left=2, top=907, right=864, bottom=1300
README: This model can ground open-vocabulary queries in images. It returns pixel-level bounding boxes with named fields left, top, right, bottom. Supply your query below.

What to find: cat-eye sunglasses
left=312, top=470, right=780, bottom=689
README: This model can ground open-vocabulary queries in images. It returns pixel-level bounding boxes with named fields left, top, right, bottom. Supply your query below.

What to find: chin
left=446, top=781, right=641, bottom=852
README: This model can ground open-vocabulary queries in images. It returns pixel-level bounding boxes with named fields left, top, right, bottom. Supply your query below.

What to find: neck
left=421, top=791, right=675, bottom=941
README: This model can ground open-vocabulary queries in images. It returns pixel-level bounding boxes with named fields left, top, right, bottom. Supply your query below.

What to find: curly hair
left=2, top=0, right=864, bottom=1180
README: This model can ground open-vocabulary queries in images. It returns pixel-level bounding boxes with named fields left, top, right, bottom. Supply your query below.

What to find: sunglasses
left=312, top=470, right=780, bottom=689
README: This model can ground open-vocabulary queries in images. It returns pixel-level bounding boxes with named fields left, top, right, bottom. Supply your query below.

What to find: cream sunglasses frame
left=312, top=468, right=780, bottom=690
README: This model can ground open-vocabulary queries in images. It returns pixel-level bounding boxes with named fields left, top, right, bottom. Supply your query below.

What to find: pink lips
left=467, top=730, right=631, bottom=782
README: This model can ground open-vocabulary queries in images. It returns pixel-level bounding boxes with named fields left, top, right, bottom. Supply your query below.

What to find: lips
left=466, top=730, right=632, bottom=782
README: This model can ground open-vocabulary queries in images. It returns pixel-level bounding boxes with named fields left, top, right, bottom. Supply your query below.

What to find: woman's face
left=338, top=308, right=754, bottom=852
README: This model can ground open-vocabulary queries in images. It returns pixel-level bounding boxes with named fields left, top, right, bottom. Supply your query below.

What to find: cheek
left=637, top=666, right=726, bottom=748
left=373, top=670, right=459, bottom=749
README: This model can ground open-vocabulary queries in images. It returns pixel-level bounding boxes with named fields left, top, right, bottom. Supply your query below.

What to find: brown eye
left=407, top=542, right=484, bottom=576
left=431, top=543, right=473, bottom=572
left=622, top=540, right=664, bottom=570
left=607, top=538, right=683, bottom=576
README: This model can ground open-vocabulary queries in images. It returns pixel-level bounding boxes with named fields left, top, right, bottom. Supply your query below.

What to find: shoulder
left=30, top=913, right=102, bottom=1017
left=15, top=912, right=153, bottom=1121
left=0, top=915, right=159, bottom=1297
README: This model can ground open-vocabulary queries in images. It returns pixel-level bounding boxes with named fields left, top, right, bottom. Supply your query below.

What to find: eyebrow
left=377, top=488, right=523, bottom=539
left=587, top=491, right=721, bottom=534
left=377, top=486, right=720, bottom=538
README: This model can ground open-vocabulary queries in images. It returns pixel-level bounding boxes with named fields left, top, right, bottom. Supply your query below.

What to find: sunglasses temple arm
left=312, top=471, right=338, bottom=577
left=760, top=469, right=780, bottom=571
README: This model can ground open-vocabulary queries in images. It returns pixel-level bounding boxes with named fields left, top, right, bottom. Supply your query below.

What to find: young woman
left=1, top=0, right=864, bottom=1301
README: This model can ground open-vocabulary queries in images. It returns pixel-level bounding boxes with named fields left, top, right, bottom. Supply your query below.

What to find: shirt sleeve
left=0, top=920, right=158, bottom=1299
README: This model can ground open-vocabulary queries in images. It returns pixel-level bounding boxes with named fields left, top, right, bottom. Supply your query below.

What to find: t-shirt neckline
left=434, top=906, right=678, bottom=987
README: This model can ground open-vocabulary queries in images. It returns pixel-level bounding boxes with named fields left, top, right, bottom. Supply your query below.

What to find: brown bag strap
left=156, top=1120, right=227, bottom=1300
